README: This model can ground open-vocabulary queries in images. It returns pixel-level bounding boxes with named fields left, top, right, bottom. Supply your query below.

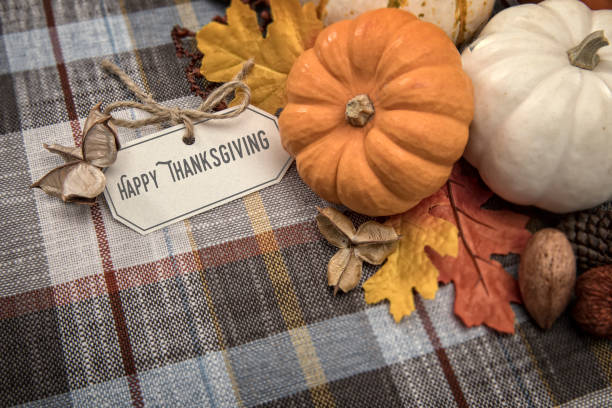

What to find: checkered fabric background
left=1, top=0, right=611, bottom=406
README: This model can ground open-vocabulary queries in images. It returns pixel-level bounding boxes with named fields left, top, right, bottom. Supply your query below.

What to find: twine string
left=101, top=59, right=254, bottom=144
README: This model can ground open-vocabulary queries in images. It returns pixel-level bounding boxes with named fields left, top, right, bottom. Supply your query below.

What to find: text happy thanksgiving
left=116, top=130, right=269, bottom=200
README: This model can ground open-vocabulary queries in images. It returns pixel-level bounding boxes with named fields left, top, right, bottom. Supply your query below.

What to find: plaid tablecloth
left=1, top=1, right=611, bottom=407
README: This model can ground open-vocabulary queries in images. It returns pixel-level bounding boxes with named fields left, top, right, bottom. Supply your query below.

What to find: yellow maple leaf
left=363, top=189, right=458, bottom=322
left=196, top=0, right=323, bottom=114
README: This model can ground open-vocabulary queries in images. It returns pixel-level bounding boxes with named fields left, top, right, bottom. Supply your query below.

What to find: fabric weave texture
left=1, top=0, right=611, bottom=407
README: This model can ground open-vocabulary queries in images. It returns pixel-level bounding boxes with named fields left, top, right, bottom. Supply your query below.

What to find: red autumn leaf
left=426, top=161, right=532, bottom=334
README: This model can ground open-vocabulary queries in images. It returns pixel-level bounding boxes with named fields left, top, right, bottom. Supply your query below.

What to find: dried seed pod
left=43, top=143, right=83, bottom=162
left=519, top=228, right=576, bottom=329
left=81, top=103, right=120, bottom=167
left=316, top=207, right=399, bottom=294
left=327, top=247, right=363, bottom=295
left=353, top=221, right=399, bottom=265
left=557, top=208, right=611, bottom=272
left=31, top=102, right=120, bottom=205
left=31, top=161, right=106, bottom=205
left=572, top=265, right=612, bottom=338
left=316, top=207, right=356, bottom=248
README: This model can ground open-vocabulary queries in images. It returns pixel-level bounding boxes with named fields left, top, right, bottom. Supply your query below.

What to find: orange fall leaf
left=426, top=162, right=532, bottom=334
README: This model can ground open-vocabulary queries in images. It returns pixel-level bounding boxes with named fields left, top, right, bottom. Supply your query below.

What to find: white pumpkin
left=299, top=0, right=494, bottom=44
left=462, top=0, right=612, bottom=213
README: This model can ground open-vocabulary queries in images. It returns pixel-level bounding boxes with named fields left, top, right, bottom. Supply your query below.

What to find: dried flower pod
left=519, top=228, right=576, bottom=329
left=572, top=265, right=612, bottom=338
left=31, top=161, right=106, bottom=205
left=557, top=208, right=611, bottom=272
left=352, top=221, right=400, bottom=265
left=327, top=247, right=362, bottom=294
left=81, top=102, right=119, bottom=167
left=317, top=207, right=399, bottom=294
left=31, top=103, right=119, bottom=205
left=316, top=207, right=357, bottom=248
left=43, top=143, right=83, bottom=162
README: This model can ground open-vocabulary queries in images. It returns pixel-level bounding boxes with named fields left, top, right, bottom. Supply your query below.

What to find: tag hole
left=183, top=136, right=195, bottom=145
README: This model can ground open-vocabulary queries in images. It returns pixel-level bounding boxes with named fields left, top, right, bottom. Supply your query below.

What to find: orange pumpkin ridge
left=279, top=8, right=474, bottom=216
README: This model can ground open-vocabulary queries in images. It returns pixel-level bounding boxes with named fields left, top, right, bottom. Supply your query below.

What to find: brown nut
left=519, top=228, right=576, bottom=329
left=572, top=265, right=612, bottom=338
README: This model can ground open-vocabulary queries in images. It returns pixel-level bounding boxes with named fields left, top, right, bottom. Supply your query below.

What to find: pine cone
left=557, top=208, right=611, bottom=273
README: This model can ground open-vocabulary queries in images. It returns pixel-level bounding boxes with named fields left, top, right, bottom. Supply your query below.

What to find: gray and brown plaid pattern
left=1, top=1, right=611, bottom=407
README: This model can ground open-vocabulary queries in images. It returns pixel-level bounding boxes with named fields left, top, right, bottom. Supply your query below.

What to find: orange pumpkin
left=279, top=8, right=474, bottom=216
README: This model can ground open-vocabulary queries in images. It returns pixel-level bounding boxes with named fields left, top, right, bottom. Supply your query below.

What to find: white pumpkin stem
left=345, top=94, right=374, bottom=127
left=567, top=30, right=609, bottom=70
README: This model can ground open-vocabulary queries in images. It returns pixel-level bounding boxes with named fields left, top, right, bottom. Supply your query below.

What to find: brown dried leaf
left=43, top=143, right=83, bottom=162
left=82, top=103, right=119, bottom=167
left=328, top=248, right=363, bottom=295
left=31, top=161, right=106, bottom=204
left=316, top=207, right=356, bottom=248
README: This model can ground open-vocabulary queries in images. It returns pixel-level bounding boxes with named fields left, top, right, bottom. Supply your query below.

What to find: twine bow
left=101, top=59, right=254, bottom=144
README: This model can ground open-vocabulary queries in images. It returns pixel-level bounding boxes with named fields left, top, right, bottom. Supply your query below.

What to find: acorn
left=519, top=228, right=576, bottom=330
left=572, top=265, right=612, bottom=338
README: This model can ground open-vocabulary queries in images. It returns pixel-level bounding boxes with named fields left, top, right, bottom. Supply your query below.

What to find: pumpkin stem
left=345, top=94, right=374, bottom=127
left=567, top=30, right=609, bottom=70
